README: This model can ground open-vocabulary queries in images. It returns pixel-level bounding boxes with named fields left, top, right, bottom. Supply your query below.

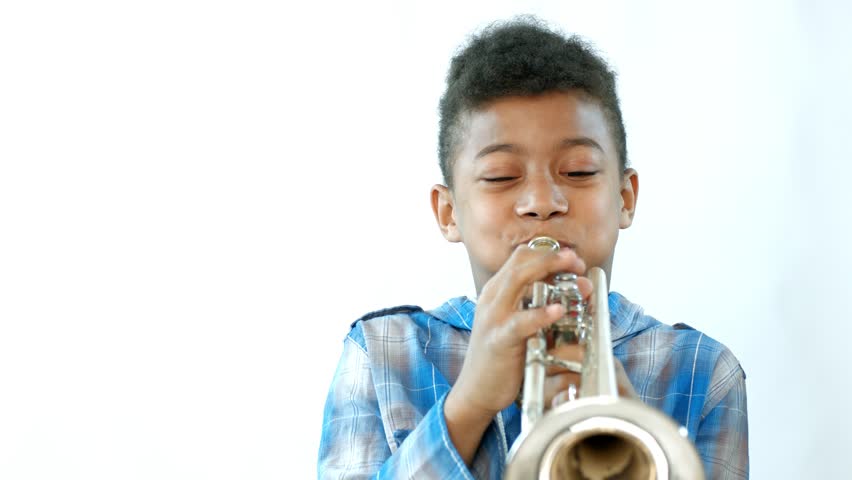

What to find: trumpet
left=505, top=237, right=704, bottom=480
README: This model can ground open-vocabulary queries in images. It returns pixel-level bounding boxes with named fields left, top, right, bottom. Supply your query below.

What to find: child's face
left=431, top=90, right=638, bottom=293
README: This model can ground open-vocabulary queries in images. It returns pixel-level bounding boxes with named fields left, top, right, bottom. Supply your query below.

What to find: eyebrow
left=474, top=143, right=519, bottom=159
left=560, top=137, right=604, bottom=152
left=474, top=137, right=604, bottom=160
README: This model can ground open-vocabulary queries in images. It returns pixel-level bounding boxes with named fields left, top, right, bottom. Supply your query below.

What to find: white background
left=1, top=1, right=850, bottom=478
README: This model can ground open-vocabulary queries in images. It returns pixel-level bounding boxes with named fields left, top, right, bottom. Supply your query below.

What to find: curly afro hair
left=438, top=17, right=627, bottom=188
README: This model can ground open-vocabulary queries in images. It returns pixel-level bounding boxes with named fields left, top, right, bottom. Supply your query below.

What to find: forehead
left=457, top=90, right=616, bottom=163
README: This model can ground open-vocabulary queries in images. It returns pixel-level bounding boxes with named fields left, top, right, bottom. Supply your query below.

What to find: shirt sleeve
left=695, top=350, right=749, bottom=479
left=317, top=336, right=476, bottom=480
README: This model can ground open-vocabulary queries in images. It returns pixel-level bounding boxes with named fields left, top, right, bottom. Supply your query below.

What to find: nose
left=515, top=174, right=568, bottom=220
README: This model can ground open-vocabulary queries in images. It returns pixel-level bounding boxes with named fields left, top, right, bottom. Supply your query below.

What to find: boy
left=318, top=17, right=748, bottom=479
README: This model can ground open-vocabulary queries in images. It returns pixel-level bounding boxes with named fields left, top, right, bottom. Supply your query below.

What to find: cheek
left=468, top=196, right=507, bottom=231
left=456, top=194, right=505, bottom=247
left=464, top=196, right=516, bottom=259
left=576, top=189, right=618, bottom=222
left=574, top=189, right=622, bottom=243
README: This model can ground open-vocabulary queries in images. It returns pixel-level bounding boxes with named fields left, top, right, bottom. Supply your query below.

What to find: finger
left=575, top=276, right=593, bottom=300
left=543, top=372, right=581, bottom=407
left=544, top=343, right=585, bottom=375
left=500, top=303, right=565, bottom=343
left=489, top=246, right=587, bottom=310
left=551, top=387, right=577, bottom=408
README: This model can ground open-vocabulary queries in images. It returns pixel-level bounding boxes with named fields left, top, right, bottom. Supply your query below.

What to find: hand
left=446, top=244, right=591, bottom=422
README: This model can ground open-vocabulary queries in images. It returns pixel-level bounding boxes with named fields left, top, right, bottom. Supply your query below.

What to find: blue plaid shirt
left=318, top=293, right=748, bottom=479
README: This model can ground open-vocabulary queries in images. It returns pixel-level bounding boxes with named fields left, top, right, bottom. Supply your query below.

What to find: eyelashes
left=482, top=172, right=597, bottom=182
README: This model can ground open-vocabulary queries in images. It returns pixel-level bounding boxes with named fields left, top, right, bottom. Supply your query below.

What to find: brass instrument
left=505, top=237, right=704, bottom=480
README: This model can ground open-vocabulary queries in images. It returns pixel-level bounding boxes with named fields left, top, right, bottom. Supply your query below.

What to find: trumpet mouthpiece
left=528, top=237, right=560, bottom=252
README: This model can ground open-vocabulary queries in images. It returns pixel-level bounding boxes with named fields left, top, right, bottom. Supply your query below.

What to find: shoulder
left=660, top=322, right=732, bottom=360
left=350, top=305, right=425, bottom=325
left=343, top=297, right=474, bottom=355
left=657, top=322, right=743, bottom=377
left=345, top=304, right=425, bottom=352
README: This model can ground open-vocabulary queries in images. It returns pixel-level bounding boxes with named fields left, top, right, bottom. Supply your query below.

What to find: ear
left=431, top=184, right=462, bottom=242
left=619, top=168, right=639, bottom=229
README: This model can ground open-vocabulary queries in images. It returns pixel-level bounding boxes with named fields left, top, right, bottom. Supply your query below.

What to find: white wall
left=1, top=1, right=849, bottom=478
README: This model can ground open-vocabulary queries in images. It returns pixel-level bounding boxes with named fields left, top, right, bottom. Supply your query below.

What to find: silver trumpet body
left=505, top=237, right=704, bottom=480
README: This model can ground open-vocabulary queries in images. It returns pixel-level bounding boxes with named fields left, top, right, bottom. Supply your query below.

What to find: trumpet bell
left=505, top=396, right=705, bottom=480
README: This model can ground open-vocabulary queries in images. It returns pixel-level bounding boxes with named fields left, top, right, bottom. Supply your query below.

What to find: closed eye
left=562, top=171, right=597, bottom=177
left=483, top=177, right=518, bottom=182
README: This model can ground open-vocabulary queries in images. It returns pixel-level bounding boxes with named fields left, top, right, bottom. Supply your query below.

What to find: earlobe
left=431, top=184, right=462, bottom=242
left=619, top=169, right=639, bottom=229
